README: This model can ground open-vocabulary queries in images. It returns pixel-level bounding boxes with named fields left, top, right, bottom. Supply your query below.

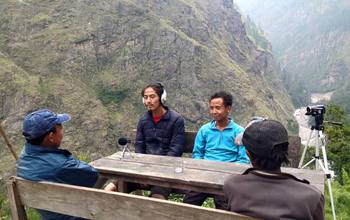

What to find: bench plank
left=7, top=179, right=28, bottom=220
left=8, top=177, right=256, bottom=220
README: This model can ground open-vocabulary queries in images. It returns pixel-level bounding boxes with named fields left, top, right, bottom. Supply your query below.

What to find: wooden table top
left=90, top=152, right=325, bottom=195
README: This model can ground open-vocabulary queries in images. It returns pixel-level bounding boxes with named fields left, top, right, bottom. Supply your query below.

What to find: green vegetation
left=331, top=81, right=350, bottom=115
left=76, top=152, right=92, bottom=163
left=145, top=191, right=215, bottom=208
left=323, top=105, right=350, bottom=218
left=325, top=170, right=350, bottom=219
left=96, top=83, right=130, bottom=106
left=324, top=105, right=350, bottom=184
left=0, top=182, right=10, bottom=219
left=282, top=72, right=311, bottom=107
left=243, top=16, right=270, bottom=51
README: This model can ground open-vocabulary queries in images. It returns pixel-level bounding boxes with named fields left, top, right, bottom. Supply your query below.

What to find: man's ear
left=46, top=131, right=55, bottom=143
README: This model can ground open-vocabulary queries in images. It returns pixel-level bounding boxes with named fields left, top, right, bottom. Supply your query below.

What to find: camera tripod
left=298, top=124, right=336, bottom=220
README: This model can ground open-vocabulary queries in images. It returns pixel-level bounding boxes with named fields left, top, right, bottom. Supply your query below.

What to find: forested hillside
left=236, top=0, right=350, bottom=111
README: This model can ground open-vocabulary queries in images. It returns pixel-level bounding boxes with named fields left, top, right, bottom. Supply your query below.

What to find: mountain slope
left=0, top=0, right=294, bottom=175
left=236, top=0, right=350, bottom=110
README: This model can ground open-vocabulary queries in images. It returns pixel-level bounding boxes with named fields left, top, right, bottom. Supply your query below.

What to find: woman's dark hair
left=26, top=126, right=57, bottom=145
left=249, top=142, right=290, bottom=170
left=210, top=91, right=233, bottom=107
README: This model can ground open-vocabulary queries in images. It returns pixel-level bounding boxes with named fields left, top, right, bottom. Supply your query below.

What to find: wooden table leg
left=117, top=178, right=128, bottom=193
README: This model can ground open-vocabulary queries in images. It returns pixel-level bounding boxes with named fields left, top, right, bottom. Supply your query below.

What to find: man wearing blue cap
left=17, top=109, right=99, bottom=220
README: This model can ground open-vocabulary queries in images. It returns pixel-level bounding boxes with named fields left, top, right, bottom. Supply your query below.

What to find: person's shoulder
left=199, top=121, right=213, bottom=131
left=224, top=173, right=246, bottom=191
left=46, top=150, right=74, bottom=167
left=295, top=178, right=323, bottom=196
left=229, top=119, right=244, bottom=129
left=17, top=151, right=68, bottom=179
left=224, top=173, right=246, bottom=183
left=60, top=155, right=96, bottom=173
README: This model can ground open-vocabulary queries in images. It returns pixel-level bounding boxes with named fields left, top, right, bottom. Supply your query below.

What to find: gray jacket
left=224, top=168, right=324, bottom=220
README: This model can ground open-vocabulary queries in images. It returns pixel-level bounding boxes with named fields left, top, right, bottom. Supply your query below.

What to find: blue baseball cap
left=22, top=109, right=71, bottom=140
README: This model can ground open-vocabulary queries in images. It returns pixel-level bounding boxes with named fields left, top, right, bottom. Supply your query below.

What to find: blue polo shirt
left=192, top=120, right=250, bottom=163
left=17, top=143, right=98, bottom=220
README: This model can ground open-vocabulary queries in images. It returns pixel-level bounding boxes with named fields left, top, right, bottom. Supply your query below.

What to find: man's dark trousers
left=183, top=191, right=227, bottom=210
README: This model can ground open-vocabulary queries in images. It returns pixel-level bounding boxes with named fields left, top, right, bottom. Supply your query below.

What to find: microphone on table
left=117, top=137, right=132, bottom=158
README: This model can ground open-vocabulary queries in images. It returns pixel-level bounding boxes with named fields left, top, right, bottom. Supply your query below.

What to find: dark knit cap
left=242, top=119, right=289, bottom=158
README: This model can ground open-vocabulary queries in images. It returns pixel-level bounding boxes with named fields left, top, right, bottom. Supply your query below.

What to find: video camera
left=305, top=105, right=326, bottom=116
left=305, top=105, right=326, bottom=130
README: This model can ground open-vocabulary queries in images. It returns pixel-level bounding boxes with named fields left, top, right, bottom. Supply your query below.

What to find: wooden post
left=7, top=178, right=28, bottom=220
left=0, top=123, right=18, bottom=160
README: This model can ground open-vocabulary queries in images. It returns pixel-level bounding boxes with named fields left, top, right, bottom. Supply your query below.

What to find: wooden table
left=90, top=152, right=325, bottom=196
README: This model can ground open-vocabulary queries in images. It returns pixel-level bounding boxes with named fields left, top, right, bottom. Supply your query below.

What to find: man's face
left=210, top=98, right=231, bottom=122
left=50, top=124, right=64, bottom=148
left=143, top=87, right=161, bottom=111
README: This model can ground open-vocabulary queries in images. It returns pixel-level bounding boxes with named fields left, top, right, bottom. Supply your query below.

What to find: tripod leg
left=122, top=146, right=127, bottom=157
left=315, top=137, right=337, bottom=220
left=301, top=157, right=315, bottom=169
left=125, top=146, right=134, bottom=158
left=319, top=136, right=336, bottom=220
left=299, top=129, right=314, bottom=168
left=321, top=144, right=329, bottom=172
left=315, top=132, right=322, bottom=170
left=326, top=177, right=337, bottom=220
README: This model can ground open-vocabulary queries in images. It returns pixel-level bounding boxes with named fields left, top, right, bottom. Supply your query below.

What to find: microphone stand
left=117, top=138, right=133, bottom=158
left=121, top=142, right=132, bottom=158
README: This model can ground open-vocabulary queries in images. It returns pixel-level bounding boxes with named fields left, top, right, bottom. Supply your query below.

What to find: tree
left=324, top=104, right=350, bottom=184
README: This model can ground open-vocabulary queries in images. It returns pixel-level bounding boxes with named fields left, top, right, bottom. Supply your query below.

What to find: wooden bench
left=7, top=177, right=256, bottom=220
left=184, top=131, right=302, bottom=167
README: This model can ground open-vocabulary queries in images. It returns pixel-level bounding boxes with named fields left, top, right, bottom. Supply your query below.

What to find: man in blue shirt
left=17, top=109, right=99, bottom=220
left=183, top=91, right=249, bottom=209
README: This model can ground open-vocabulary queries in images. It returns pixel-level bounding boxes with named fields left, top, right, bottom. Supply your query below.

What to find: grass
left=142, top=190, right=215, bottom=208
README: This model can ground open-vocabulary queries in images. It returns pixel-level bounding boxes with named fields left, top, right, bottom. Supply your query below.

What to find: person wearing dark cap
left=17, top=109, right=99, bottom=220
left=224, top=119, right=324, bottom=220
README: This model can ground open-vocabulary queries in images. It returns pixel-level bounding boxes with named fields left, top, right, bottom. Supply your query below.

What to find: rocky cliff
left=0, top=0, right=294, bottom=174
